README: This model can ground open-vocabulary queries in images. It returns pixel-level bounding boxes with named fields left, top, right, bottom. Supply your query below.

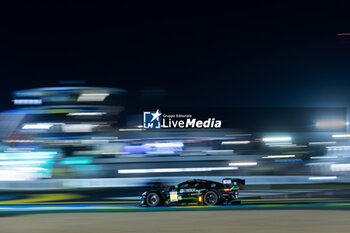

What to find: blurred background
left=0, top=85, right=349, bottom=199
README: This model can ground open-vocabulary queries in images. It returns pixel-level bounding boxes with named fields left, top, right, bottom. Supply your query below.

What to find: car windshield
left=178, top=182, right=190, bottom=188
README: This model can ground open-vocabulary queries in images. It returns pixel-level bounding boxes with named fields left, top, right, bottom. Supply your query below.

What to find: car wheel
left=146, top=192, right=161, bottom=207
left=203, top=191, right=218, bottom=206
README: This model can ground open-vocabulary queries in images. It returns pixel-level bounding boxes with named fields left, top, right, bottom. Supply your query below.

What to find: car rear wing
left=222, top=178, right=245, bottom=187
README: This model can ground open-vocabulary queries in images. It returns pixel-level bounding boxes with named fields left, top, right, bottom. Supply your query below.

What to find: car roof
left=183, top=179, right=220, bottom=184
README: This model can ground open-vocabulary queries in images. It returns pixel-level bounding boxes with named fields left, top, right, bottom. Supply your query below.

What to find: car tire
left=203, top=191, right=218, bottom=206
left=146, top=192, right=161, bottom=207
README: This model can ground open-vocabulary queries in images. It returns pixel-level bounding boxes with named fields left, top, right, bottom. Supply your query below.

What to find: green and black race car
left=140, top=178, right=245, bottom=207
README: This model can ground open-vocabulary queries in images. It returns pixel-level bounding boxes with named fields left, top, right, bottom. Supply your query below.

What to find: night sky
left=1, top=1, right=350, bottom=110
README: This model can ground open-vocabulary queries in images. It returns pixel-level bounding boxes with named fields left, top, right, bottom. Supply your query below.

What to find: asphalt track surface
left=1, top=210, right=350, bottom=233
left=0, top=187, right=350, bottom=213
left=1, top=193, right=350, bottom=213
left=1, top=190, right=350, bottom=233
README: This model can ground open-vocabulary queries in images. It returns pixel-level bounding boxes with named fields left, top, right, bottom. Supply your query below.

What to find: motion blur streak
left=308, top=176, right=337, bottom=180
left=221, top=141, right=250, bottom=145
left=22, top=123, right=53, bottom=129
left=262, top=137, right=292, bottom=142
left=332, top=134, right=350, bottom=138
left=228, top=162, right=257, bottom=166
left=262, top=155, right=295, bottom=159
left=13, top=99, right=42, bottom=105
left=310, top=156, right=338, bottom=159
left=77, top=93, right=109, bottom=102
left=118, top=167, right=238, bottom=174
left=316, top=120, right=347, bottom=128
left=330, top=163, right=350, bottom=171
left=67, top=112, right=106, bottom=116
left=309, top=141, right=336, bottom=145
left=327, top=146, right=350, bottom=150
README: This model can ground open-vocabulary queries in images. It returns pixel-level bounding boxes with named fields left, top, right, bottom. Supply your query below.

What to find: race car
left=140, top=178, right=245, bottom=207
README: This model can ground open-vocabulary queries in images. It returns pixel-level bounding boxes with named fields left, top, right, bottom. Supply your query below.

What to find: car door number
left=170, top=192, right=178, bottom=202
